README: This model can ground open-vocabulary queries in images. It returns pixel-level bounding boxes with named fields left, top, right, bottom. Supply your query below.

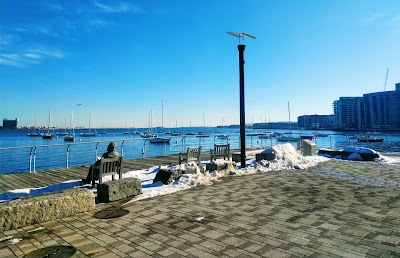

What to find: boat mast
left=161, top=100, right=164, bottom=132
left=288, top=102, right=291, bottom=137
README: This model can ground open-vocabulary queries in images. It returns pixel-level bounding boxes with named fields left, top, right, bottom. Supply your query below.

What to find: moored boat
left=149, top=136, right=171, bottom=143
left=357, top=136, right=384, bottom=143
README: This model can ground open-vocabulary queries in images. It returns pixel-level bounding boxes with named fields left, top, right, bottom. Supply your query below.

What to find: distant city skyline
left=1, top=0, right=400, bottom=128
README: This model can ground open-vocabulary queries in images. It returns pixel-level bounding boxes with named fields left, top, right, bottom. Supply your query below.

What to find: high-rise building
left=333, top=97, right=363, bottom=129
left=363, top=84, right=400, bottom=130
left=2, top=118, right=18, bottom=129
left=333, top=83, right=400, bottom=130
left=297, top=115, right=334, bottom=129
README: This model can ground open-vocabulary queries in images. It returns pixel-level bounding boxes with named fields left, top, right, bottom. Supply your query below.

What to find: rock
left=97, top=178, right=142, bottom=203
left=153, top=168, right=183, bottom=184
left=206, top=161, right=236, bottom=172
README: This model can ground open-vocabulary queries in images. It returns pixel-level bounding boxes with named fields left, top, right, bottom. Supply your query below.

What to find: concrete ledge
left=97, top=178, right=142, bottom=203
left=232, top=149, right=264, bottom=162
left=0, top=188, right=95, bottom=232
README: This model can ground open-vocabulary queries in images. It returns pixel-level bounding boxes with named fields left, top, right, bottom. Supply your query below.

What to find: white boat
left=99, top=122, right=106, bottom=134
left=277, top=102, right=300, bottom=142
left=258, top=133, right=273, bottom=139
left=42, top=107, right=53, bottom=139
left=27, top=115, right=41, bottom=136
left=277, top=135, right=300, bottom=142
left=149, top=136, right=171, bottom=143
left=80, top=112, right=97, bottom=137
left=197, top=131, right=210, bottom=137
left=196, top=113, right=210, bottom=137
left=64, top=107, right=75, bottom=142
left=141, top=131, right=156, bottom=138
left=149, top=101, right=171, bottom=143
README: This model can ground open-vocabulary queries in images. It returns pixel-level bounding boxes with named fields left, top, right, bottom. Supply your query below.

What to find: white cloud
left=24, top=53, right=41, bottom=59
left=89, top=19, right=110, bottom=30
left=93, top=1, right=140, bottom=13
left=28, top=48, right=65, bottom=59
left=0, top=48, right=65, bottom=67
left=394, top=15, right=400, bottom=22
left=360, top=12, right=385, bottom=25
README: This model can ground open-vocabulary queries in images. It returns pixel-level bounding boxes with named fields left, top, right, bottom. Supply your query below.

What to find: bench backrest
left=99, top=156, right=123, bottom=178
left=213, top=144, right=230, bottom=160
left=186, top=146, right=202, bottom=163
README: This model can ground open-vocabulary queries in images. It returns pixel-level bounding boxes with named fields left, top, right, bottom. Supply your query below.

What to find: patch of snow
left=0, top=144, right=330, bottom=204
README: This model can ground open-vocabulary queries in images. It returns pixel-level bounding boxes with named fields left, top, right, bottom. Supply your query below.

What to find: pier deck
left=0, top=153, right=201, bottom=193
left=1, top=154, right=400, bottom=257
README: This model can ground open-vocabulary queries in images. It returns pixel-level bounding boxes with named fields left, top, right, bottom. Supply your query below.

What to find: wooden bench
left=178, top=146, right=202, bottom=165
left=91, top=156, right=123, bottom=187
left=210, top=144, right=230, bottom=161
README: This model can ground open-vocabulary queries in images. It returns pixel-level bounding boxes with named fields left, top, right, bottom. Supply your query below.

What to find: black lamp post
left=227, top=32, right=255, bottom=169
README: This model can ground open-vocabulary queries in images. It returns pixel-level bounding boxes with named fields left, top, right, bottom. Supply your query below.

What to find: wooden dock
left=0, top=152, right=209, bottom=193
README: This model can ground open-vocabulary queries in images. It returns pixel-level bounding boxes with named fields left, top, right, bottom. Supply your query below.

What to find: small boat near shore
left=318, top=147, right=380, bottom=161
left=27, top=132, right=41, bottom=137
left=357, top=136, right=384, bottom=143
left=149, top=136, right=171, bottom=143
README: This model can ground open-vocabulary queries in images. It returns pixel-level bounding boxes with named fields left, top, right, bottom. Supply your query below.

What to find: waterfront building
left=2, top=118, right=18, bottom=129
left=253, top=122, right=298, bottom=130
left=362, top=83, right=400, bottom=131
left=297, top=115, right=334, bottom=129
left=333, top=83, right=400, bottom=131
left=333, top=97, right=363, bottom=130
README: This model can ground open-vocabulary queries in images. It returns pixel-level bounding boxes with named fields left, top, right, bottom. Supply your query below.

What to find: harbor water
left=0, top=127, right=399, bottom=174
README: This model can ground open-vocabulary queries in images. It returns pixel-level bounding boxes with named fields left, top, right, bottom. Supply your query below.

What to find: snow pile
left=1, top=144, right=328, bottom=203
left=343, top=147, right=379, bottom=154
left=244, top=143, right=328, bottom=173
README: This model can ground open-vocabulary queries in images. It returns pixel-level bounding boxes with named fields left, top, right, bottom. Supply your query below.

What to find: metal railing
left=0, top=135, right=237, bottom=174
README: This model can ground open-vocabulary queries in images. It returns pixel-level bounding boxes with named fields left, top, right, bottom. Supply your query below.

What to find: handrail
left=0, top=133, right=303, bottom=174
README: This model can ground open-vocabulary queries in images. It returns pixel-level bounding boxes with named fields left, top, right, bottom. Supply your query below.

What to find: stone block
left=153, top=168, right=183, bottom=184
left=97, top=178, right=142, bottom=203
left=302, top=139, right=316, bottom=156
left=231, top=152, right=241, bottom=162
left=0, top=188, right=95, bottom=232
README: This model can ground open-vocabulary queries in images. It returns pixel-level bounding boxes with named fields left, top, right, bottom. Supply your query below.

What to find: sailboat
left=42, top=108, right=53, bottom=139
left=141, top=110, right=156, bottom=138
left=27, top=114, right=41, bottom=136
left=149, top=101, right=171, bottom=143
left=197, top=113, right=210, bottom=137
left=123, top=120, right=129, bottom=134
left=357, top=109, right=384, bottom=142
left=217, top=117, right=228, bottom=138
left=64, top=107, right=75, bottom=142
left=99, top=122, right=106, bottom=134
left=80, top=112, right=97, bottom=137
left=131, top=123, right=139, bottom=134
left=277, top=102, right=299, bottom=142
left=186, top=120, right=195, bottom=135
left=56, top=115, right=69, bottom=136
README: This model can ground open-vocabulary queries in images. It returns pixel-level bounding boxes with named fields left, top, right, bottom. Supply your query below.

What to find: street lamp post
left=227, top=32, right=255, bottom=169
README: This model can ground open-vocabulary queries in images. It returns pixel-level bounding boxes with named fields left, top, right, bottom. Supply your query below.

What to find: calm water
left=0, top=127, right=399, bottom=174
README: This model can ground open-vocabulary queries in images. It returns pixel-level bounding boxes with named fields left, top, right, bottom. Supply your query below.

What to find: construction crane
left=384, top=69, right=389, bottom=91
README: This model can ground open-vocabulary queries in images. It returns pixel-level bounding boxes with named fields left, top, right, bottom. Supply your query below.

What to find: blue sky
left=1, top=0, right=400, bottom=129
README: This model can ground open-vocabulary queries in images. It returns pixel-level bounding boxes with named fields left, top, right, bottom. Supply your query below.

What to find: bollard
left=66, top=145, right=70, bottom=168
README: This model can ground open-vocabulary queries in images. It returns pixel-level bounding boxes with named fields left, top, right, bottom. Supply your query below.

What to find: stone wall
left=0, top=188, right=95, bottom=231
